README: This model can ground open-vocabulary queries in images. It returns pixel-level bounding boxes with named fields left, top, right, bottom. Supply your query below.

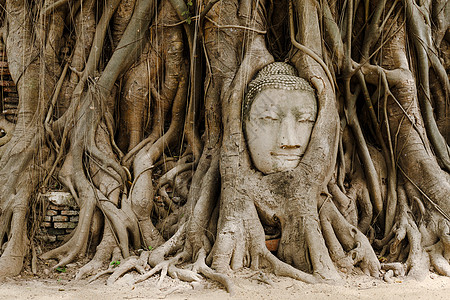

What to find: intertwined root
left=427, top=220, right=450, bottom=276
left=82, top=224, right=203, bottom=289
left=372, top=183, right=450, bottom=281
left=89, top=251, right=149, bottom=285
left=375, top=215, right=430, bottom=280
left=319, top=199, right=380, bottom=277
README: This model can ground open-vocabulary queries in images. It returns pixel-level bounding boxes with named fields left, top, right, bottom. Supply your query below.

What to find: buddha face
left=245, top=88, right=317, bottom=174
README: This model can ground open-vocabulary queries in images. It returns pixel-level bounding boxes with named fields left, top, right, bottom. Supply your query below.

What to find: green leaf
left=110, top=261, right=121, bottom=268
left=148, top=245, right=153, bottom=250
left=55, top=266, right=66, bottom=273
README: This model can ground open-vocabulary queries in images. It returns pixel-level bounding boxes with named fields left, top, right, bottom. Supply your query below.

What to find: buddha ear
left=310, top=77, right=324, bottom=94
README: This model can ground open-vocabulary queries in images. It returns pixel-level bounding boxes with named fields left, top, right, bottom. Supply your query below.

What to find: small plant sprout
left=181, top=10, right=192, bottom=24
left=110, top=261, right=121, bottom=268
left=55, top=266, right=66, bottom=273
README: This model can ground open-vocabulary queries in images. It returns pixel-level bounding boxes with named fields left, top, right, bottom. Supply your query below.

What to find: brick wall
left=38, top=192, right=80, bottom=243
left=0, top=42, right=18, bottom=122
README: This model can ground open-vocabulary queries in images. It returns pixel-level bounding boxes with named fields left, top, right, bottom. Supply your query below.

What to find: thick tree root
left=134, top=252, right=202, bottom=286
left=319, top=199, right=380, bottom=277
left=427, top=220, right=450, bottom=276
left=89, top=251, right=149, bottom=285
left=75, top=224, right=120, bottom=280
left=192, top=248, right=234, bottom=294
left=0, top=208, right=28, bottom=280
left=375, top=185, right=431, bottom=280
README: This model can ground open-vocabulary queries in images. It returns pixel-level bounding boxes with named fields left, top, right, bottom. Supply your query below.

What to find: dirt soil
left=1, top=267, right=449, bottom=300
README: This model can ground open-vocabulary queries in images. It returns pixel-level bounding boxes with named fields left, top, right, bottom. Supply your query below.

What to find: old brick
left=54, top=222, right=69, bottom=229
left=46, top=210, right=58, bottom=216
left=44, top=192, right=78, bottom=207
left=69, top=216, right=79, bottom=222
left=52, top=215, right=69, bottom=222
left=66, top=222, right=77, bottom=229
left=2, top=96, right=19, bottom=104
left=44, top=216, right=52, bottom=222
left=47, top=228, right=66, bottom=235
left=38, top=235, right=57, bottom=243
left=48, top=205, right=61, bottom=210
left=3, top=86, right=17, bottom=93
left=54, top=222, right=77, bottom=229
left=48, top=204, right=70, bottom=210
left=47, top=227, right=65, bottom=235
left=42, top=222, right=52, bottom=228
left=61, top=210, right=79, bottom=216
left=3, top=103, right=18, bottom=110
left=0, top=79, right=14, bottom=86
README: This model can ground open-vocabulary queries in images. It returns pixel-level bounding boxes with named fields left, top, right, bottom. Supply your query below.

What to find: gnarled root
left=0, top=150, right=53, bottom=279
left=192, top=248, right=234, bottom=294
left=209, top=189, right=322, bottom=285
left=375, top=185, right=429, bottom=280
left=319, top=198, right=380, bottom=277
left=75, top=224, right=121, bottom=280
left=134, top=224, right=201, bottom=285
left=427, top=220, right=450, bottom=276
left=89, top=250, right=149, bottom=285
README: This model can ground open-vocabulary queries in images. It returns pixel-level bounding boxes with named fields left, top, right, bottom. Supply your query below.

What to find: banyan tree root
left=319, top=198, right=380, bottom=276
left=41, top=0, right=191, bottom=269
left=1, top=0, right=450, bottom=292
left=427, top=241, right=450, bottom=276
left=75, top=224, right=121, bottom=280
left=374, top=184, right=430, bottom=280
left=88, top=250, right=150, bottom=285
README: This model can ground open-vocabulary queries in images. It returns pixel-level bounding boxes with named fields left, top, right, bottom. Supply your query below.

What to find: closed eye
left=260, top=111, right=279, bottom=121
left=297, top=113, right=315, bottom=122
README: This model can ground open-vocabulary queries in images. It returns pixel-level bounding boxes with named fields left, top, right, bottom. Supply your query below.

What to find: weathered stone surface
left=244, top=64, right=317, bottom=175
left=70, top=216, right=79, bottom=222
left=46, top=228, right=66, bottom=235
left=38, top=235, right=57, bottom=243
left=42, top=222, right=52, bottom=228
left=52, top=215, right=69, bottom=222
left=54, top=222, right=77, bottom=229
left=46, top=210, right=58, bottom=216
left=49, top=205, right=70, bottom=210
left=54, top=222, right=69, bottom=229
left=44, top=216, right=52, bottom=222
left=43, top=192, right=78, bottom=208
left=61, top=210, right=78, bottom=216
left=66, top=222, right=77, bottom=229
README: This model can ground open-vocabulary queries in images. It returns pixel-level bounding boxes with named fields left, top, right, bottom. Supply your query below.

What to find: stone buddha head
left=244, top=62, right=317, bottom=174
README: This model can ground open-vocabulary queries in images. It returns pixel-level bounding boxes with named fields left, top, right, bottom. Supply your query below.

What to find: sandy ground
left=1, top=269, right=449, bottom=300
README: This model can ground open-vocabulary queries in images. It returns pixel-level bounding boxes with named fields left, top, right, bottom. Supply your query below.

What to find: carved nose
left=279, top=117, right=300, bottom=149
